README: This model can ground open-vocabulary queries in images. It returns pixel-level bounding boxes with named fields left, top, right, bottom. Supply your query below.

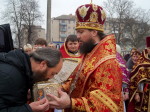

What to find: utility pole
left=46, top=0, right=51, bottom=43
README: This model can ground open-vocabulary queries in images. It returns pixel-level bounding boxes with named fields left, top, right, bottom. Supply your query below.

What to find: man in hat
left=128, top=36, right=150, bottom=112
left=47, top=3, right=123, bottom=112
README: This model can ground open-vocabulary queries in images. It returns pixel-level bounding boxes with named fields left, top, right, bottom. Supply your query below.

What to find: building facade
left=21, top=15, right=112, bottom=48
left=51, top=14, right=113, bottom=42
left=51, top=14, right=76, bottom=42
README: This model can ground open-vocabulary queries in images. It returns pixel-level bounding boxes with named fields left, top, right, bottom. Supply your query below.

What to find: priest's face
left=76, top=29, right=96, bottom=54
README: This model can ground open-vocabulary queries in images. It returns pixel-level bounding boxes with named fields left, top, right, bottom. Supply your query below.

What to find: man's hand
left=47, top=89, right=71, bottom=109
left=29, top=98, right=49, bottom=112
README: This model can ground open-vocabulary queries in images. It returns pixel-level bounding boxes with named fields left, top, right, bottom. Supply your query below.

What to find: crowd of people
left=0, top=1, right=150, bottom=112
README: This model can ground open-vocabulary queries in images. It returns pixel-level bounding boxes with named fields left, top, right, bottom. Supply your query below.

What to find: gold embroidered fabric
left=129, top=49, right=150, bottom=112
left=63, top=35, right=123, bottom=112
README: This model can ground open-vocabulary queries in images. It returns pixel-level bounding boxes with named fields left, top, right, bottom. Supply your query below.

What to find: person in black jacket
left=0, top=47, right=63, bottom=112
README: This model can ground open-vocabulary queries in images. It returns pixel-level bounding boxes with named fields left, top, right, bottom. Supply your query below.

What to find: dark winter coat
left=0, top=49, right=33, bottom=112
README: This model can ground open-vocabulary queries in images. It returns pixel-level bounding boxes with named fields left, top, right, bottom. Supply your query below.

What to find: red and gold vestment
left=128, top=49, right=150, bottom=112
left=63, top=35, right=123, bottom=112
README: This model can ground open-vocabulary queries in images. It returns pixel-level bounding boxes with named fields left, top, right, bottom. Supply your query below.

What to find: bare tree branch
left=2, top=0, right=43, bottom=47
left=103, top=0, right=150, bottom=49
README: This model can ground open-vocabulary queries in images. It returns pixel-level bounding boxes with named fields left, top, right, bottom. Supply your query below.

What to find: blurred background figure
left=124, top=48, right=137, bottom=62
left=23, top=44, right=33, bottom=54
left=128, top=37, right=150, bottom=112
left=33, top=38, right=47, bottom=51
left=48, top=42, right=56, bottom=49
left=124, top=53, right=130, bottom=62
left=126, top=49, right=141, bottom=72
left=60, top=34, right=83, bottom=63
left=116, top=44, right=130, bottom=112
left=130, top=48, right=138, bottom=56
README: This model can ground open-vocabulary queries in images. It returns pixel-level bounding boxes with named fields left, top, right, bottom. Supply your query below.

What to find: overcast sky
left=40, top=0, right=150, bottom=17
left=0, top=0, right=150, bottom=29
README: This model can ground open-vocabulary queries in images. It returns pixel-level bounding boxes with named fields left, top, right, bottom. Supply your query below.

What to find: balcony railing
left=60, top=23, right=67, bottom=26
left=60, top=28, right=67, bottom=32
left=60, top=34, right=67, bottom=38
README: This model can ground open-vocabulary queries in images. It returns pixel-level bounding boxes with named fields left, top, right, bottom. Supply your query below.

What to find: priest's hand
left=47, top=89, right=71, bottom=109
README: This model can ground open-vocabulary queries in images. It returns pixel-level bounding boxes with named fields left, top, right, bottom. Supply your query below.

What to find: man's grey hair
left=29, top=47, right=62, bottom=67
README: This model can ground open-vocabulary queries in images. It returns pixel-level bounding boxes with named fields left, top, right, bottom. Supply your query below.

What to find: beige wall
left=66, top=20, right=76, bottom=36
left=51, top=18, right=76, bottom=42
left=51, top=19, right=60, bottom=41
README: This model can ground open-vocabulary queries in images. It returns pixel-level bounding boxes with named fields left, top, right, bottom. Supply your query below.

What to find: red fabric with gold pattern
left=64, top=35, right=123, bottom=112
left=75, top=3, right=106, bottom=32
left=128, top=49, right=150, bottom=112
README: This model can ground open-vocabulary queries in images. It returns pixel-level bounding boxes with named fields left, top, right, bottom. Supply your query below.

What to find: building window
left=61, top=20, right=65, bottom=23
left=61, top=32, right=65, bottom=34
left=60, top=26, right=67, bottom=32
left=61, top=37, right=65, bottom=42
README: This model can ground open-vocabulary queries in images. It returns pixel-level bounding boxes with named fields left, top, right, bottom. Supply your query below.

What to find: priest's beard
left=79, top=38, right=96, bottom=54
left=32, top=69, right=48, bottom=83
